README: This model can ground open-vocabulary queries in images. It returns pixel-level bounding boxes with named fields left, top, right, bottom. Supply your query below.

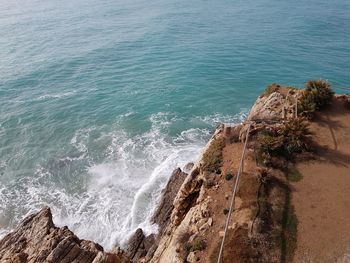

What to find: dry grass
left=202, top=136, right=226, bottom=173
left=264, top=84, right=281, bottom=96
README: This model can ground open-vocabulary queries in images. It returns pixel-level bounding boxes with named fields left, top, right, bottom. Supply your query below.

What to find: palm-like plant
left=298, top=80, right=334, bottom=116
left=279, top=119, right=312, bottom=155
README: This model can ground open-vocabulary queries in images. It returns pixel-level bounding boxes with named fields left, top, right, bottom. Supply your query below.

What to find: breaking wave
left=0, top=111, right=246, bottom=249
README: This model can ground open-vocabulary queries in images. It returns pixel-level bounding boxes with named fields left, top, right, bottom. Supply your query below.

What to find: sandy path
left=292, top=98, right=350, bottom=263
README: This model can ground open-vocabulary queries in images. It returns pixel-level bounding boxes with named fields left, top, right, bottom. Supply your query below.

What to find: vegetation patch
left=186, top=239, right=206, bottom=252
left=264, top=83, right=281, bottom=96
left=255, top=119, right=312, bottom=167
left=225, top=173, right=233, bottom=181
left=202, top=136, right=225, bottom=173
left=223, top=208, right=229, bottom=215
left=298, top=79, right=334, bottom=116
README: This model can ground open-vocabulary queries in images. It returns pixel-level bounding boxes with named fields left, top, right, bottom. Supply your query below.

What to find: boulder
left=187, top=251, right=199, bottom=263
left=0, top=207, right=130, bottom=263
left=248, top=92, right=285, bottom=121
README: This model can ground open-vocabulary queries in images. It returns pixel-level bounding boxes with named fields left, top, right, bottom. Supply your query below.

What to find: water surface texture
left=0, top=0, right=349, bottom=248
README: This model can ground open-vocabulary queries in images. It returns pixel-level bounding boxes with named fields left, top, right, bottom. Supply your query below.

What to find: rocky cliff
left=2, top=82, right=345, bottom=263
left=0, top=85, right=297, bottom=263
left=0, top=207, right=130, bottom=263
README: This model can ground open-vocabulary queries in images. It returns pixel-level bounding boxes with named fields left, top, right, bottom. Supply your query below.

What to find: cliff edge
left=0, top=207, right=131, bottom=263
left=1, top=81, right=349, bottom=263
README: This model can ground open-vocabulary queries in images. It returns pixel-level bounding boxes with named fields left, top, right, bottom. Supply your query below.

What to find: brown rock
left=248, top=91, right=285, bottom=121
left=183, top=162, right=194, bottom=173
left=151, top=168, right=188, bottom=232
left=187, top=251, right=199, bottom=262
left=143, top=234, right=156, bottom=251
left=125, top=228, right=145, bottom=259
left=0, top=207, right=130, bottom=263
left=171, top=167, right=203, bottom=226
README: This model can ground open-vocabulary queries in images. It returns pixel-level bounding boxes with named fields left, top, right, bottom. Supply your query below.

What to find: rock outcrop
left=149, top=128, right=225, bottom=263
left=248, top=91, right=285, bottom=121
left=1, top=85, right=324, bottom=263
left=248, top=87, right=300, bottom=121
left=123, top=167, right=189, bottom=262
left=0, top=207, right=130, bottom=263
left=151, top=168, right=188, bottom=234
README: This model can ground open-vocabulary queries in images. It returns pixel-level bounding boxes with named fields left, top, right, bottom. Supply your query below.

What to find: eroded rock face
left=151, top=168, right=188, bottom=233
left=0, top=207, right=130, bottom=263
left=125, top=228, right=145, bottom=260
left=171, top=167, right=203, bottom=226
left=248, top=92, right=285, bottom=121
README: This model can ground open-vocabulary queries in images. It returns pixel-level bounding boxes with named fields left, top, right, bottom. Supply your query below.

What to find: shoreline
left=1, top=83, right=350, bottom=263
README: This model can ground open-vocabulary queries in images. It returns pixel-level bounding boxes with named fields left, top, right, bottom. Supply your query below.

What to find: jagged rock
left=187, top=251, right=199, bottom=263
left=207, top=218, right=213, bottom=227
left=151, top=168, right=188, bottom=233
left=248, top=92, right=285, bottom=121
left=143, top=234, right=158, bottom=259
left=143, top=234, right=156, bottom=252
left=0, top=207, right=130, bottom=263
left=171, top=167, right=203, bottom=226
left=126, top=228, right=145, bottom=259
left=134, top=234, right=156, bottom=261
left=183, top=162, right=194, bottom=173
left=188, top=233, right=198, bottom=243
left=199, top=223, right=209, bottom=232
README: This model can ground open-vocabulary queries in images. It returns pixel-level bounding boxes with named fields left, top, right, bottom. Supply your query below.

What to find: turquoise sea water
left=0, top=0, right=349, bottom=248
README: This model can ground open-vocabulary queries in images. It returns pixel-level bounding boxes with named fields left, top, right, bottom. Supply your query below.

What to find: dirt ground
left=292, top=98, right=350, bottom=263
left=193, top=139, right=261, bottom=263
left=198, top=142, right=246, bottom=262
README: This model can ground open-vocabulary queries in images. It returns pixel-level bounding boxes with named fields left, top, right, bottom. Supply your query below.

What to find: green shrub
left=202, top=137, right=225, bottom=173
left=189, top=239, right=206, bottom=252
left=255, top=119, right=312, bottom=166
left=185, top=239, right=206, bottom=253
left=223, top=208, right=229, bottom=215
left=279, top=119, right=312, bottom=155
left=298, top=90, right=316, bottom=115
left=225, top=173, right=233, bottom=181
left=298, top=80, right=334, bottom=115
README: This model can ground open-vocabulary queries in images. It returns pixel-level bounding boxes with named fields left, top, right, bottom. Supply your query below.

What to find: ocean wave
left=0, top=110, right=247, bottom=250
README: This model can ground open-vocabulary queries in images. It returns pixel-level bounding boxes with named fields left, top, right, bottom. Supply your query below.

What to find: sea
left=0, top=0, right=349, bottom=249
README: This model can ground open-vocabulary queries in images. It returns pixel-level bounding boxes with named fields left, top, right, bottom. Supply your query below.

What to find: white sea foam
left=36, top=92, right=76, bottom=101
left=55, top=113, right=210, bottom=248
left=0, top=111, right=246, bottom=250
